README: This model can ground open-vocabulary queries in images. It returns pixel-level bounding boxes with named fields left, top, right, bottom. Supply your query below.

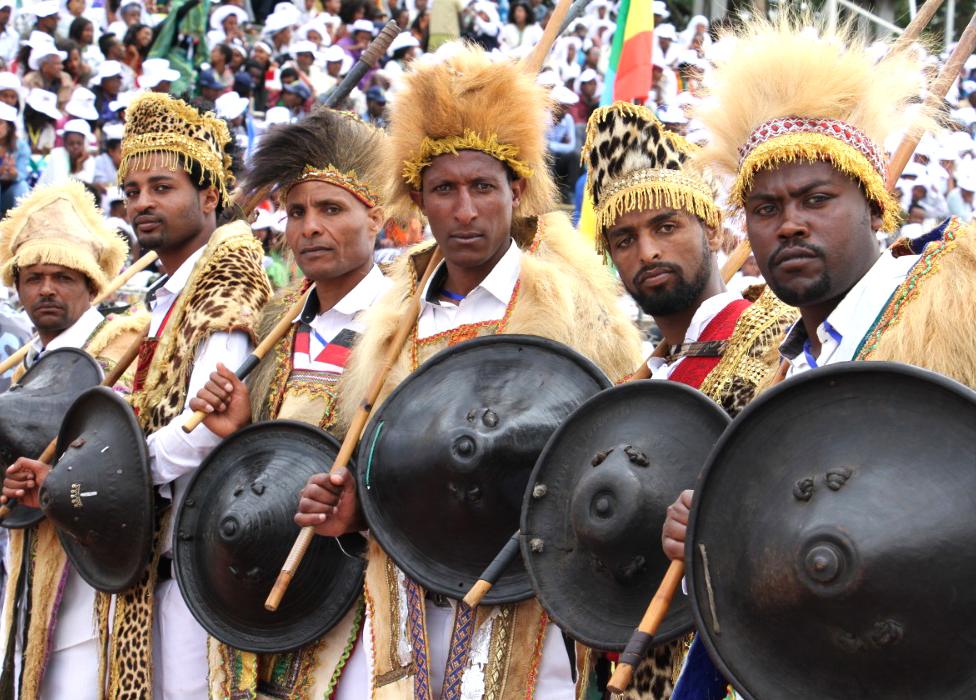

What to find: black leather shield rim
left=357, top=334, right=612, bottom=605
left=50, top=386, right=153, bottom=592
left=522, top=380, right=729, bottom=650
left=1, top=348, right=103, bottom=530
left=687, top=362, right=976, bottom=700
left=174, top=420, right=366, bottom=653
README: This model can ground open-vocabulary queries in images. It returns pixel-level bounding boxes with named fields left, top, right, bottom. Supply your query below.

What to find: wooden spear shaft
left=0, top=332, right=146, bottom=520
left=0, top=251, right=159, bottom=376
left=264, top=247, right=444, bottom=612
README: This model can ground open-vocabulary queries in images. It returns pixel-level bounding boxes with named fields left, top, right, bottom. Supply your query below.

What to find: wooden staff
left=265, top=246, right=444, bottom=611
left=462, top=238, right=754, bottom=606
left=0, top=331, right=146, bottom=520
left=0, top=251, right=159, bottom=377
left=182, top=288, right=314, bottom=433
left=889, top=0, right=946, bottom=55
left=886, top=10, right=976, bottom=191
left=521, top=0, right=575, bottom=74
left=610, top=14, right=973, bottom=692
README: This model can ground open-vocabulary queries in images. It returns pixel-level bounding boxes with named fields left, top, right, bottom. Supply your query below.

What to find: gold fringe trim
left=594, top=180, right=722, bottom=254
left=1, top=242, right=111, bottom=295
left=402, top=129, right=533, bottom=190
left=730, top=134, right=900, bottom=232
left=118, top=137, right=232, bottom=206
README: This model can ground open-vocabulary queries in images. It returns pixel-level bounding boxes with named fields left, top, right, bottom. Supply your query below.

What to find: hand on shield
left=662, top=489, right=694, bottom=562
left=295, top=467, right=365, bottom=537
left=2, top=457, right=51, bottom=509
left=188, top=363, right=253, bottom=438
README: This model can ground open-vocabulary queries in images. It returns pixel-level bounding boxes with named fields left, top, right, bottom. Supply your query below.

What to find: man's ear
left=869, top=201, right=883, bottom=232
left=704, top=220, right=723, bottom=252
left=366, top=205, right=385, bottom=236
left=200, top=186, right=220, bottom=216
left=510, top=177, right=527, bottom=209
left=409, top=189, right=423, bottom=210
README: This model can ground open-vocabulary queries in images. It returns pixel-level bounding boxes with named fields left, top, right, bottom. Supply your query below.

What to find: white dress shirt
left=292, top=265, right=391, bottom=373
left=25, top=305, right=104, bottom=368
left=417, top=240, right=521, bottom=339
left=780, top=250, right=919, bottom=377
left=646, top=290, right=743, bottom=380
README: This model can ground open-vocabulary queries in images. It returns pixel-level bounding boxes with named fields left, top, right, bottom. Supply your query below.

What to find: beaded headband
left=731, top=115, right=898, bottom=232
left=280, top=164, right=379, bottom=208
left=401, top=129, right=534, bottom=190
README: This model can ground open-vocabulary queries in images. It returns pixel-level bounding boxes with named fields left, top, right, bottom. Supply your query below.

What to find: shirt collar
left=294, top=264, right=389, bottom=322
left=159, top=246, right=207, bottom=299
left=42, top=305, right=105, bottom=354
left=421, top=239, right=521, bottom=306
left=682, top=290, right=743, bottom=344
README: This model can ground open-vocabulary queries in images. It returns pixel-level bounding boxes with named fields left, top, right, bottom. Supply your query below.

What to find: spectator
left=0, top=73, right=20, bottom=109
left=548, top=84, right=579, bottom=204
left=23, top=40, right=74, bottom=109
left=36, top=117, right=93, bottom=185
left=570, top=68, right=599, bottom=124
left=68, top=17, right=104, bottom=73
left=281, top=79, right=310, bottom=119
left=24, top=88, right=60, bottom=156
left=500, top=1, right=541, bottom=54
left=363, top=85, right=386, bottom=127
left=91, top=60, right=123, bottom=122
left=0, top=102, right=29, bottom=216
left=92, top=121, right=123, bottom=191
left=208, top=42, right=236, bottom=87
left=0, top=0, right=18, bottom=66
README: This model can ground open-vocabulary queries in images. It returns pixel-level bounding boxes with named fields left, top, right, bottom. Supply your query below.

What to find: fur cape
left=337, top=211, right=643, bottom=428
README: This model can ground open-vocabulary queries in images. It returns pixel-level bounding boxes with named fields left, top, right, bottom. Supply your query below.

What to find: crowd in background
left=0, top=0, right=973, bottom=341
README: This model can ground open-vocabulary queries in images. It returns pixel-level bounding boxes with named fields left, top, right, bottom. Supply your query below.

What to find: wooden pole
left=520, top=0, right=574, bottom=74
left=889, top=0, right=946, bottom=54
left=182, top=288, right=315, bottom=433
left=264, top=247, right=444, bottom=611
left=0, top=251, right=159, bottom=377
left=0, top=331, right=146, bottom=520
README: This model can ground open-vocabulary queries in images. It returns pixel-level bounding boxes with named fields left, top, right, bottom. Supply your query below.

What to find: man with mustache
left=187, top=109, right=392, bottom=699
left=295, top=43, right=644, bottom=698
left=0, top=181, right=148, bottom=700
left=661, top=17, right=976, bottom=699
left=3, top=93, right=272, bottom=699
left=576, top=102, right=795, bottom=699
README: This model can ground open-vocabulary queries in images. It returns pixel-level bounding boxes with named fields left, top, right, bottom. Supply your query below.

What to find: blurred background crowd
left=0, top=0, right=974, bottom=381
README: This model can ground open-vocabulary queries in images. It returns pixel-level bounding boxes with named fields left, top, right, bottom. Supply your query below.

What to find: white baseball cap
left=138, top=58, right=180, bottom=88
left=210, top=4, right=248, bottom=31
left=263, top=105, right=291, bottom=126
left=61, top=118, right=93, bottom=139
left=25, top=87, right=60, bottom=119
left=94, top=60, right=123, bottom=83
left=65, top=86, right=98, bottom=121
left=109, top=89, right=141, bottom=112
left=263, top=10, right=294, bottom=34
left=0, top=102, right=17, bottom=123
left=351, top=19, right=375, bottom=35
left=387, top=32, right=419, bottom=56
left=28, top=43, right=66, bottom=71
left=291, top=39, right=317, bottom=55
left=0, top=72, right=20, bottom=92
left=656, top=23, right=677, bottom=40
left=957, top=169, right=976, bottom=192
left=551, top=85, right=579, bottom=105
left=103, top=122, right=126, bottom=141
left=26, top=0, right=58, bottom=17
left=216, top=91, right=249, bottom=119
left=652, top=1, right=669, bottom=18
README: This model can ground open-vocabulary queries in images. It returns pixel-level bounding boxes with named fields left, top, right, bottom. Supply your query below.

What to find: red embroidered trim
left=739, top=116, right=885, bottom=177
left=669, top=299, right=751, bottom=389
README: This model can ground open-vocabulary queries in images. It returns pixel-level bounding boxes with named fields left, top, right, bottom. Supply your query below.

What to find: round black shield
left=358, top=334, right=612, bottom=604
left=0, top=348, right=103, bottom=529
left=521, top=380, right=729, bottom=650
left=174, top=420, right=366, bottom=653
left=688, top=362, right=976, bottom=700
left=41, top=386, right=153, bottom=592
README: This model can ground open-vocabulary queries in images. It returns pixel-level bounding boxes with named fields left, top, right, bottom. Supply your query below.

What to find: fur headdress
left=581, top=101, right=720, bottom=252
left=384, top=41, right=556, bottom=222
left=117, top=92, right=234, bottom=206
left=0, top=181, right=127, bottom=293
left=694, top=15, right=937, bottom=232
left=239, top=107, right=386, bottom=210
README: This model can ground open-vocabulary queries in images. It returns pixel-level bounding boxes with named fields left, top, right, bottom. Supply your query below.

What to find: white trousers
left=152, top=578, right=209, bottom=699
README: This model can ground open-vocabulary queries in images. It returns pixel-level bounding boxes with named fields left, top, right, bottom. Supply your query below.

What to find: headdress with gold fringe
left=581, top=101, right=721, bottom=253
left=693, top=14, right=937, bottom=232
left=117, top=92, right=235, bottom=206
left=0, top=180, right=127, bottom=294
left=238, top=107, right=386, bottom=211
left=384, top=41, right=556, bottom=223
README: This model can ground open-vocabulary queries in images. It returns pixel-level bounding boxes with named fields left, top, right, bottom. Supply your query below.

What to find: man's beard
left=630, top=244, right=712, bottom=317
left=765, top=241, right=831, bottom=306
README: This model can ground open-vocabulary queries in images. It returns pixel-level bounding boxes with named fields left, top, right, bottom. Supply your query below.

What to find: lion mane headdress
left=384, top=41, right=557, bottom=223
left=693, top=15, right=937, bottom=232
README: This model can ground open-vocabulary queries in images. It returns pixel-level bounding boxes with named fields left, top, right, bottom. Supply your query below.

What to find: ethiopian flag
left=600, top=0, right=654, bottom=105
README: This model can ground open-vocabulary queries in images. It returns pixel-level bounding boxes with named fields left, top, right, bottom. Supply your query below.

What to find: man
left=92, top=122, right=124, bottom=192
left=281, top=79, right=311, bottom=119
left=0, top=0, right=18, bottom=66
left=0, top=181, right=148, bottom=700
left=36, top=118, right=94, bottom=186
left=362, top=85, right=386, bottom=127
left=3, top=93, right=271, bottom=699
left=298, top=42, right=643, bottom=698
left=188, top=108, right=390, bottom=700
left=576, top=101, right=795, bottom=699
left=660, top=17, right=968, bottom=698
left=22, top=39, right=74, bottom=109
